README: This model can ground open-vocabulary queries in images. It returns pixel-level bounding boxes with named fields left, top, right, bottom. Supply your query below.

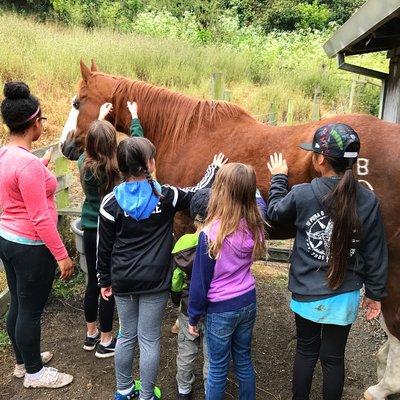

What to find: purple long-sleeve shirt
left=188, top=220, right=258, bottom=326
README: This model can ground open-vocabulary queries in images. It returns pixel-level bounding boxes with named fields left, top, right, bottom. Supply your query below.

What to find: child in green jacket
left=171, top=189, right=211, bottom=399
left=77, top=100, right=144, bottom=358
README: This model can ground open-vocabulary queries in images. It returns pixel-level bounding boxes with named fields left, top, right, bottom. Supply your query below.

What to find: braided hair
left=117, top=137, right=161, bottom=197
left=1, top=82, right=41, bottom=134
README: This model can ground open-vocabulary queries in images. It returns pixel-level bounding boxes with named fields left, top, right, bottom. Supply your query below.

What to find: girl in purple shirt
left=188, top=162, right=266, bottom=400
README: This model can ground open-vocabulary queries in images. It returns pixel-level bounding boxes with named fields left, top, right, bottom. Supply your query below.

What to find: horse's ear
left=80, top=60, right=92, bottom=82
left=91, top=59, right=98, bottom=72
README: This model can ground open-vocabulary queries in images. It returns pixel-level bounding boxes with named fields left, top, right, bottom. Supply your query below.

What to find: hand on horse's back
left=267, top=152, right=288, bottom=175
left=127, top=101, right=138, bottom=119
left=98, top=103, right=113, bottom=121
left=212, top=153, right=229, bottom=168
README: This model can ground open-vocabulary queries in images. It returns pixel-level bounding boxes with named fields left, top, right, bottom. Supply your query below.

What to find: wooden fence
left=32, top=144, right=80, bottom=218
left=211, top=72, right=379, bottom=125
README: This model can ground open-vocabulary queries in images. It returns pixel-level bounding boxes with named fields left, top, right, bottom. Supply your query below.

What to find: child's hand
left=98, top=103, right=113, bottom=120
left=362, top=297, right=381, bottom=320
left=267, top=152, right=288, bottom=175
left=127, top=101, right=138, bottom=119
left=101, top=286, right=113, bottom=301
left=188, top=324, right=199, bottom=337
left=212, top=153, right=228, bottom=168
left=42, top=147, right=53, bottom=164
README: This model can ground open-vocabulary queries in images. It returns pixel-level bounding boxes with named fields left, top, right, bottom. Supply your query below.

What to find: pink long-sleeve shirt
left=0, top=145, right=68, bottom=260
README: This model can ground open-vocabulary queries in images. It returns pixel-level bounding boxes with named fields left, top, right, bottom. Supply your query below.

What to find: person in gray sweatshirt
left=266, top=123, right=388, bottom=400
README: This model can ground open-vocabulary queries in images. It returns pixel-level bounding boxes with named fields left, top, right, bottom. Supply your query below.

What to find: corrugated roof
left=324, top=0, right=400, bottom=58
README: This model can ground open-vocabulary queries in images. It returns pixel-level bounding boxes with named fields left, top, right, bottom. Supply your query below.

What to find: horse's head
left=59, top=60, right=116, bottom=160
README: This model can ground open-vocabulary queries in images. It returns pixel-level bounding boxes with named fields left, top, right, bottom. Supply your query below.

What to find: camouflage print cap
left=299, top=123, right=360, bottom=159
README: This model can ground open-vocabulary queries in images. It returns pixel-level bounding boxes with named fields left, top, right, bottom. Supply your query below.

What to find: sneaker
left=134, top=380, right=162, bottom=399
left=95, top=337, right=117, bottom=359
left=177, top=390, right=192, bottom=399
left=171, top=319, right=179, bottom=334
left=13, top=351, right=54, bottom=378
left=83, top=331, right=101, bottom=351
left=114, top=380, right=140, bottom=399
left=23, top=367, right=73, bottom=389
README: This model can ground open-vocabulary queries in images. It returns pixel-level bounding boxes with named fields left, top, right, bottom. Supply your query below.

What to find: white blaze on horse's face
left=59, top=102, right=79, bottom=149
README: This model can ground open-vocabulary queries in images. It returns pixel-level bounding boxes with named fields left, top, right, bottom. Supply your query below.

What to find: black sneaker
left=95, top=337, right=117, bottom=359
left=83, top=331, right=100, bottom=351
left=177, top=390, right=192, bottom=399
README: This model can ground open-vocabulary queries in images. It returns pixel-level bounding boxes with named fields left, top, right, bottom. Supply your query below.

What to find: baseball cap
left=299, top=123, right=360, bottom=159
left=190, top=188, right=211, bottom=221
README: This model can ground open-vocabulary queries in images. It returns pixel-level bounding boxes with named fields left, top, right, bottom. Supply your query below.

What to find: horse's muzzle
left=60, top=137, right=83, bottom=161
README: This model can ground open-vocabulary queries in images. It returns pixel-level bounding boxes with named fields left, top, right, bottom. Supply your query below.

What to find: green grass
left=0, top=11, right=388, bottom=145
left=0, top=327, right=10, bottom=348
left=52, top=270, right=85, bottom=300
left=272, top=274, right=289, bottom=289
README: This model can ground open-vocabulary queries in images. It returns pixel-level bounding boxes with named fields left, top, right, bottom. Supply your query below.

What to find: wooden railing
left=32, top=143, right=81, bottom=217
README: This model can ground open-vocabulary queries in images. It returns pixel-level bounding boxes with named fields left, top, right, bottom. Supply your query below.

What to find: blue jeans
left=205, top=302, right=256, bottom=400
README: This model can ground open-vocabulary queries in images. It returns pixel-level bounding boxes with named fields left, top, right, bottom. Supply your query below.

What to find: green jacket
left=79, top=118, right=144, bottom=230
left=171, top=232, right=199, bottom=316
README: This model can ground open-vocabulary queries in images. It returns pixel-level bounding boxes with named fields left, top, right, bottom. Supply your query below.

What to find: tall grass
left=0, top=12, right=388, bottom=146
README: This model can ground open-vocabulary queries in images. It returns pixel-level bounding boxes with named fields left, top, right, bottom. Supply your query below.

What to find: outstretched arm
left=127, top=101, right=144, bottom=137
left=188, top=232, right=215, bottom=327
left=170, top=153, right=228, bottom=212
left=266, top=152, right=296, bottom=223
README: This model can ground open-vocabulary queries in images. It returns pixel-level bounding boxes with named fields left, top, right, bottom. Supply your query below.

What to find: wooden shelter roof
left=324, top=0, right=400, bottom=58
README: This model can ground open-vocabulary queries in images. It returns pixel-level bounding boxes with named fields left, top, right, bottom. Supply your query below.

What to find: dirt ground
left=0, top=262, right=387, bottom=400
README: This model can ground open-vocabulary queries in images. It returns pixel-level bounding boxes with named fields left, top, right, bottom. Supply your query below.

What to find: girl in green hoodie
left=78, top=100, right=144, bottom=358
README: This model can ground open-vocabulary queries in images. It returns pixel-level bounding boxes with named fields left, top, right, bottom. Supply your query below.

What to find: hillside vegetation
left=0, top=5, right=387, bottom=145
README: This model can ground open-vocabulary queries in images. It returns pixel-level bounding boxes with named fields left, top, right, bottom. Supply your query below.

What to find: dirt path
left=0, top=262, right=385, bottom=400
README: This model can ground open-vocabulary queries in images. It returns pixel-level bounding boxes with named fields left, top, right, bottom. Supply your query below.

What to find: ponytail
left=144, top=166, right=161, bottom=197
left=324, top=156, right=360, bottom=290
left=117, top=137, right=161, bottom=198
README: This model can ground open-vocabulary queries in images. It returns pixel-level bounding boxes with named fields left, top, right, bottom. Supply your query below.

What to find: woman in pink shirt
left=0, top=82, right=74, bottom=389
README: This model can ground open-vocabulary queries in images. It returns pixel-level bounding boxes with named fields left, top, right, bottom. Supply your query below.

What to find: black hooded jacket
left=267, top=174, right=388, bottom=301
left=96, top=163, right=219, bottom=296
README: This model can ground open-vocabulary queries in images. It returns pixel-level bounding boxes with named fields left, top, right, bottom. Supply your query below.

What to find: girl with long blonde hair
left=188, top=162, right=265, bottom=400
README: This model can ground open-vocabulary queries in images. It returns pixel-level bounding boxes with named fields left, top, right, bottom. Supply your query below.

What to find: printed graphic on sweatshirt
left=305, top=210, right=356, bottom=261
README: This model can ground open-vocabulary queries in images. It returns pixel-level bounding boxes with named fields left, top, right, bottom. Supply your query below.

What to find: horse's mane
left=111, top=77, right=255, bottom=148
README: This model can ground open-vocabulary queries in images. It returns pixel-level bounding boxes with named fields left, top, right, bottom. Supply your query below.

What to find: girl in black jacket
left=97, top=136, right=227, bottom=400
left=266, top=123, right=388, bottom=400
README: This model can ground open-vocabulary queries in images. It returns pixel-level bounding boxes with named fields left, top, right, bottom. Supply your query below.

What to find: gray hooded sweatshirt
left=267, top=174, right=388, bottom=301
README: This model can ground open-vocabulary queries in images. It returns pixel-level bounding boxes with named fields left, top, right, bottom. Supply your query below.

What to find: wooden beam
left=382, top=55, right=400, bottom=122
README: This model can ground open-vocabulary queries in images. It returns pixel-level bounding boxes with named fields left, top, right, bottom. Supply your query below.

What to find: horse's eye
left=73, top=98, right=80, bottom=110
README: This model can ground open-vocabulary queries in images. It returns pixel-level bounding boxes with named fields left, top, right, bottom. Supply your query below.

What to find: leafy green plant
left=52, top=271, right=85, bottom=300
left=0, top=328, right=10, bottom=348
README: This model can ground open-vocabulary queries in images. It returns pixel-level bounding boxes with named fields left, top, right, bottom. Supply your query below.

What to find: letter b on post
left=357, top=158, right=369, bottom=176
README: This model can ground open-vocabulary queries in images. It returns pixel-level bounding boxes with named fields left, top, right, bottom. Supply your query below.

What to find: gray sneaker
left=23, top=367, right=73, bottom=389
left=13, top=351, right=54, bottom=378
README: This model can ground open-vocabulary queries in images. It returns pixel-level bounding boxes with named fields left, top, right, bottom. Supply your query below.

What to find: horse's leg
left=376, top=339, right=390, bottom=381
left=364, top=318, right=400, bottom=400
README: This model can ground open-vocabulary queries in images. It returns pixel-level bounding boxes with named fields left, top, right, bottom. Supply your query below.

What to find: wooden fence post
left=211, top=72, right=224, bottom=100
left=267, top=103, right=278, bottom=125
left=286, top=99, right=294, bottom=125
left=54, top=156, right=71, bottom=210
left=223, top=90, right=231, bottom=101
left=348, top=76, right=357, bottom=113
left=311, top=86, right=321, bottom=120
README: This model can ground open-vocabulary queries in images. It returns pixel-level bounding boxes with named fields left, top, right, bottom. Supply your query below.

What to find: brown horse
left=60, top=61, right=400, bottom=399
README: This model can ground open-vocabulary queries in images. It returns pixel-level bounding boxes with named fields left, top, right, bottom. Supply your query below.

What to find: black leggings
left=83, top=229, right=114, bottom=332
left=292, top=313, right=352, bottom=400
left=0, top=237, right=56, bottom=373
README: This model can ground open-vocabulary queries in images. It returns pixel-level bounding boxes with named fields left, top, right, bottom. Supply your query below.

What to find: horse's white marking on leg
left=357, top=158, right=369, bottom=176
left=376, top=339, right=389, bottom=381
left=59, top=105, right=79, bottom=146
left=358, top=180, right=374, bottom=191
left=364, top=317, right=400, bottom=399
